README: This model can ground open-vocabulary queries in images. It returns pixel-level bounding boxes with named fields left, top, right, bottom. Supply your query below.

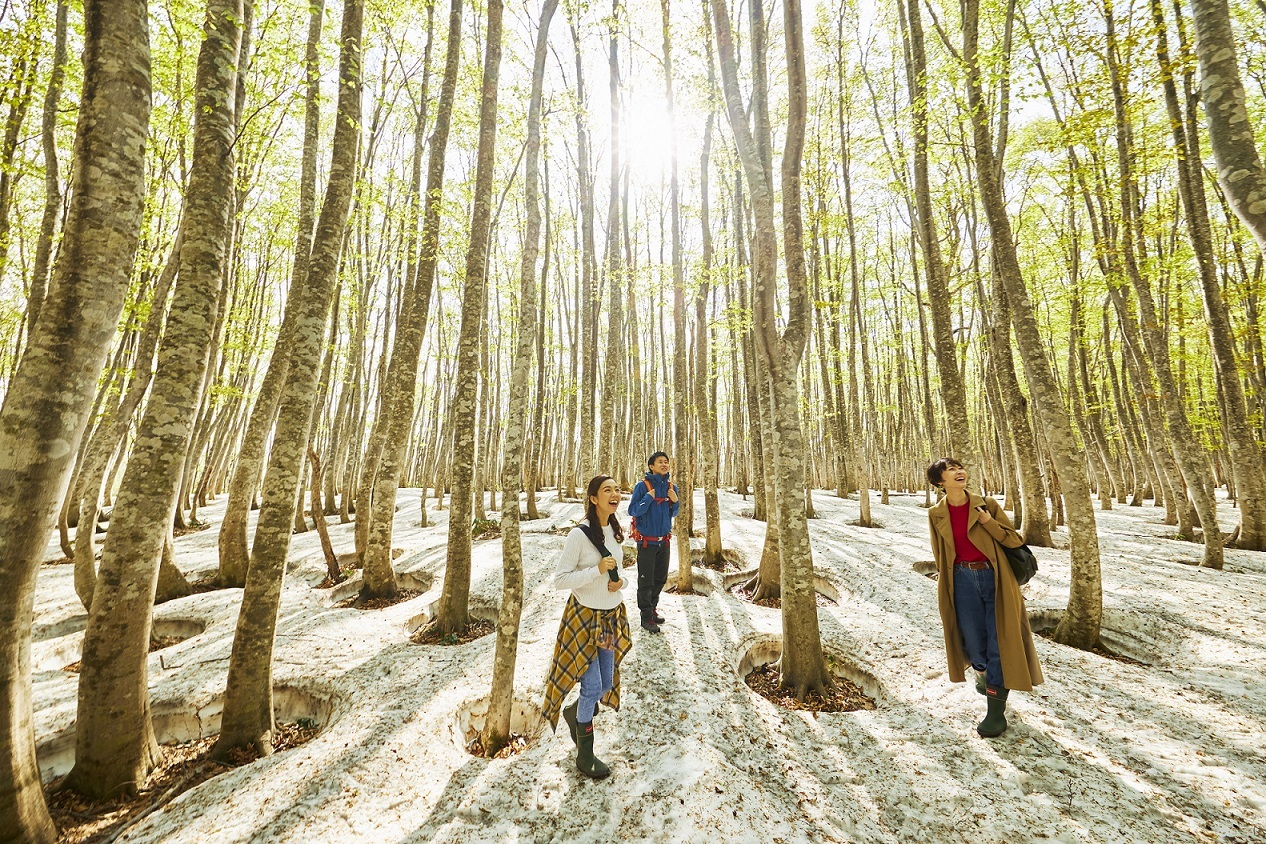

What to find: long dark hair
left=583, top=474, right=625, bottom=547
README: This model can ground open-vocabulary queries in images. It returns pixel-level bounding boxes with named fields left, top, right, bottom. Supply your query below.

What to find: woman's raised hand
left=598, top=556, right=617, bottom=573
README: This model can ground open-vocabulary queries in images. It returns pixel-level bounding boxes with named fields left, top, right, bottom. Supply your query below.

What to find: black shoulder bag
left=577, top=522, right=621, bottom=583
left=1002, top=543, right=1038, bottom=586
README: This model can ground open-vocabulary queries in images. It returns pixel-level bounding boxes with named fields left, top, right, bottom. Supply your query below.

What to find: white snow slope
left=29, top=489, right=1266, bottom=843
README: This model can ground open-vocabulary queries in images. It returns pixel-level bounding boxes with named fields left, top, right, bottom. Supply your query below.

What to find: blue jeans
left=576, top=648, right=615, bottom=723
left=954, top=565, right=1003, bottom=689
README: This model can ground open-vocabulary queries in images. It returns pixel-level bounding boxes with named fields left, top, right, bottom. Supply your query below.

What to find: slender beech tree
left=696, top=4, right=723, bottom=565
left=434, top=0, right=505, bottom=635
left=1189, top=0, right=1266, bottom=252
left=65, top=0, right=245, bottom=799
left=217, top=0, right=324, bottom=588
left=25, top=0, right=68, bottom=342
left=900, top=0, right=979, bottom=481
left=713, top=0, right=832, bottom=698
left=962, top=0, right=1102, bottom=649
left=0, top=2, right=151, bottom=837
left=1157, top=0, right=1266, bottom=550
left=357, top=0, right=458, bottom=599
left=484, top=0, right=558, bottom=757
left=214, top=0, right=363, bottom=759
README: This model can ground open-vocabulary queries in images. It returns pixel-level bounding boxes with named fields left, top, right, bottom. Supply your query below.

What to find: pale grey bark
left=213, top=0, right=362, bottom=759
left=962, top=0, right=1102, bottom=650
left=900, top=0, right=978, bottom=480
left=358, top=0, right=454, bottom=599
left=713, top=0, right=831, bottom=698
left=435, top=0, right=504, bottom=635
left=66, top=0, right=245, bottom=799
left=1190, top=0, right=1266, bottom=251
left=1158, top=0, right=1266, bottom=551
left=483, top=0, right=557, bottom=757
left=25, top=0, right=68, bottom=340
left=217, top=0, right=323, bottom=587
left=0, top=1, right=151, bottom=837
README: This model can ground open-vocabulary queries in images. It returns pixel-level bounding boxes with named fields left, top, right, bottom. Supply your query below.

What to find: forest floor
left=29, top=488, right=1266, bottom=843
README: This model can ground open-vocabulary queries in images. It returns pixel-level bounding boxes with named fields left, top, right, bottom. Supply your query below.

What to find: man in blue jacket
left=627, top=451, right=680, bottom=633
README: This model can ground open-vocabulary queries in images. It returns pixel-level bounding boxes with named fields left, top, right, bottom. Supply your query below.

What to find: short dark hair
left=647, top=451, right=669, bottom=466
left=926, top=457, right=964, bottom=487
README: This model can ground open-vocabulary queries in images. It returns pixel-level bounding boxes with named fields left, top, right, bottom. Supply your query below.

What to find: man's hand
left=598, top=556, right=617, bottom=573
left=607, top=577, right=623, bottom=592
left=666, top=485, right=678, bottom=503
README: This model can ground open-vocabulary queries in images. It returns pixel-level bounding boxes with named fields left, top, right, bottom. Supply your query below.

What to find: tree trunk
left=901, top=0, right=978, bottom=477
left=67, top=0, right=244, bottom=799
left=1103, top=0, right=1222, bottom=568
left=962, top=0, right=1102, bottom=649
left=1158, top=0, right=1266, bottom=550
left=25, top=0, right=69, bottom=342
left=0, top=1, right=151, bottom=836
left=358, top=0, right=453, bottom=599
left=1189, top=0, right=1266, bottom=252
left=216, top=0, right=323, bottom=588
left=213, top=0, right=362, bottom=760
left=713, top=0, right=831, bottom=698
left=435, top=0, right=504, bottom=635
left=483, top=0, right=556, bottom=757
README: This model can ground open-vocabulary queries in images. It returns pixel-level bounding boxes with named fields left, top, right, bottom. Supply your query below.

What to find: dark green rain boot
left=575, top=721, right=611, bottom=780
left=975, top=669, right=987, bottom=696
left=977, top=685, right=1009, bottom=738
left=562, top=701, right=579, bottom=745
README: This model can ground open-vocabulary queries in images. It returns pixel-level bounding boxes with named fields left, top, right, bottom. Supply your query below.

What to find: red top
left=948, top=502, right=990, bottom=563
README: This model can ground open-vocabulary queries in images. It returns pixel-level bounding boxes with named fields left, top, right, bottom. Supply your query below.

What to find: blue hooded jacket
left=627, top=472, right=680, bottom=542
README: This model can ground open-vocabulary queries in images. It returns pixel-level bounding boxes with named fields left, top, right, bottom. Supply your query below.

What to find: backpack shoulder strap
left=576, top=521, right=610, bottom=556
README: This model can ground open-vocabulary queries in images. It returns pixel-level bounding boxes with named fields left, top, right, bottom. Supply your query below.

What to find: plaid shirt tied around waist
left=541, top=595, right=632, bottom=730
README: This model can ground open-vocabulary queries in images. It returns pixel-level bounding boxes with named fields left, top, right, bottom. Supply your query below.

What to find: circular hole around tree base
left=1027, top=609, right=1155, bottom=666
left=664, top=569, right=716, bottom=596
left=452, top=694, right=547, bottom=759
left=36, top=684, right=335, bottom=784
left=913, top=561, right=938, bottom=580
left=411, top=602, right=498, bottom=646
left=691, top=547, right=745, bottom=572
left=722, top=568, right=840, bottom=609
left=737, top=635, right=881, bottom=713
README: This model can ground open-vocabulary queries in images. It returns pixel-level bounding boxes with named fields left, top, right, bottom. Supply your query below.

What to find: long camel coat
left=928, top=493, right=1043, bottom=691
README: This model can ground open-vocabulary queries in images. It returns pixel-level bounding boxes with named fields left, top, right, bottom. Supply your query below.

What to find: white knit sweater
left=553, top=520, right=624, bottom=610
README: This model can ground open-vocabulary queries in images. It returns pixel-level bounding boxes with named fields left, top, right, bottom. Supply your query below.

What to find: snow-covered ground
left=29, top=488, right=1266, bottom=843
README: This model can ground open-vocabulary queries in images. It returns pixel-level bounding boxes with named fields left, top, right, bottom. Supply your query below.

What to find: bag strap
left=577, top=522, right=620, bottom=583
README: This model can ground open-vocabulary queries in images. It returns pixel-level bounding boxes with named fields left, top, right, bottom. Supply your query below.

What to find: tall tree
left=217, top=0, right=324, bottom=588
left=484, top=0, right=558, bottom=757
left=0, top=2, right=152, bottom=838
left=214, top=0, right=363, bottom=759
left=962, top=0, right=1103, bottom=649
left=356, top=0, right=457, bottom=599
left=433, top=0, right=505, bottom=634
left=1157, top=0, right=1266, bottom=551
left=1189, top=0, right=1266, bottom=252
left=713, top=0, right=833, bottom=698
left=25, top=0, right=68, bottom=341
left=66, top=0, right=246, bottom=799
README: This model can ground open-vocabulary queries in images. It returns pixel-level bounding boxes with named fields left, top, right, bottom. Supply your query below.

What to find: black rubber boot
left=975, top=670, right=987, bottom=696
left=977, top=685, right=1009, bottom=737
left=575, top=721, right=611, bottom=780
left=640, top=609, right=660, bottom=634
left=562, top=701, right=579, bottom=745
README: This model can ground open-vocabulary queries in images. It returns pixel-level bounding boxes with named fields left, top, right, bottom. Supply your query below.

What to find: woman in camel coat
left=927, top=458, right=1042, bottom=737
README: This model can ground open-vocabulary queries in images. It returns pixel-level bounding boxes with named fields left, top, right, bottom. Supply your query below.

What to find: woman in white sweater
left=541, top=475, right=633, bottom=780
